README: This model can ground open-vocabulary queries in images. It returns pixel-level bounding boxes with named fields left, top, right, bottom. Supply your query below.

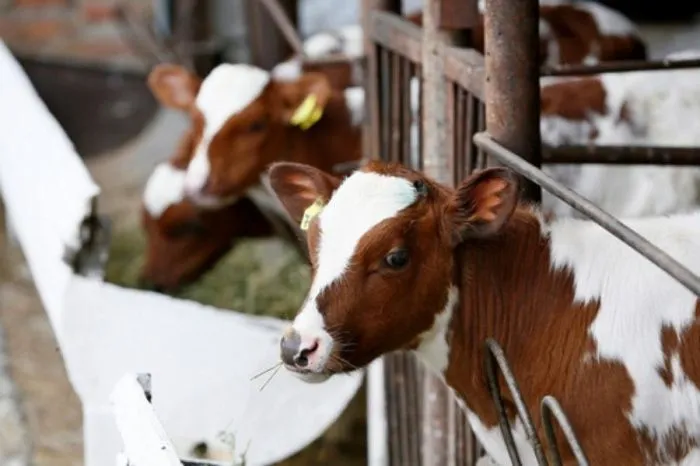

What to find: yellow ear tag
left=300, top=197, right=325, bottom=231
left=290, top=95, right=324, bottom=130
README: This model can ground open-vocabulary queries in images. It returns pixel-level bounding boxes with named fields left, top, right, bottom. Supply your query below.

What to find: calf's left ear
left=268, top=162, right=342, bottom=229
left=445, top=168, right=519, bottom=245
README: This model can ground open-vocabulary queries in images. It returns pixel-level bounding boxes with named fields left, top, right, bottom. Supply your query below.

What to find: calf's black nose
left=280, top=328, right=302, bottom=366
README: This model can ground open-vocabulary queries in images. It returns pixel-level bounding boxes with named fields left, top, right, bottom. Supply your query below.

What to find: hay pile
left=104, top=226, right=367, bottom=466
left=105, top=227, right=310, bottom=320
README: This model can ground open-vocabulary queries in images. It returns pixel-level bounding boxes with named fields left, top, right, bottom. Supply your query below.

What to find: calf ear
left=446, top=168, right=518, bottom=245
left=268, top=162, right=342, bottom=228
left=273, top=73, right=332, bottom=130
left=147, top=64, right=201, bottom=110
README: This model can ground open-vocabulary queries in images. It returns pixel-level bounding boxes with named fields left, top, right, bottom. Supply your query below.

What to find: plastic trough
left=0, top=40, right=365, bottom=466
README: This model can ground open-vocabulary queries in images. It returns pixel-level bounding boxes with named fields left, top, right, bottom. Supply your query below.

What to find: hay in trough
left=105, top=226, right=366, bottom=465
left=105, top=226, right=310, bottom=320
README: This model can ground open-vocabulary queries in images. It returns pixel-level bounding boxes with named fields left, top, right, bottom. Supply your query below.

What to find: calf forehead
left=195, top=64, right=270, bottom=139
left=312, top=172, right=418, bottom=294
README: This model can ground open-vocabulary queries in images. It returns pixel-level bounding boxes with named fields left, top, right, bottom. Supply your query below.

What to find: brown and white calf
left=139, top=128, right=275, bottom=292
left=147, top=63, right=364, bottom=209
left=540, top=49, right=700, bottom=219
left=268, top=160, right=700, bottom=465
left=139, top=61, right=363, bottom=289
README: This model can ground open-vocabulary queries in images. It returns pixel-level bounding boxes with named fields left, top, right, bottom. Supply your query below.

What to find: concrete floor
left=2, top=17, right=700, bottom=466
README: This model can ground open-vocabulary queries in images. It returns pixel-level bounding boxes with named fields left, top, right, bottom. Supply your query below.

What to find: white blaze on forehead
left=142, top=162, right=186, bottom=217
left=195, top=63, right=270, bottom=139
left=184, top=64, right=270, bottom=199
left=311, top=171, right=418, bottom=297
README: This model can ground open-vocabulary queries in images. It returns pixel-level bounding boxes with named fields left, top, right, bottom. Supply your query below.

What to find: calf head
left=268, top=161, right=519, bottom=382
left=139, top=158, right=275, bottom=292
left=148, top=62, right=333, bottom=209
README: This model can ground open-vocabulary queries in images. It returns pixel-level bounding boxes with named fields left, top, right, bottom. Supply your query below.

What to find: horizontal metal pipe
left=541, top=57, right=700, bottom=77
left=543, top=145, right=700, bottom=166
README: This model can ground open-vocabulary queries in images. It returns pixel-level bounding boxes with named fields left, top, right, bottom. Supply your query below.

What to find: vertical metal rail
left=483, top=0, right=542, bottom=203
left=244, top=0, right=298, bottom=70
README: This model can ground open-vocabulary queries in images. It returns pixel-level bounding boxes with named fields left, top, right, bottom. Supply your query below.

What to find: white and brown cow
left=268, top=160, right=700, bottom=465
left=540, top=49, right=700, bottom=219
left=146, top=62, right=364, bottom=210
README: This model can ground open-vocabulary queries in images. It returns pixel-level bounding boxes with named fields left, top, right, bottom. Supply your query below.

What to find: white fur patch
left=574, top=1, right=637, bottom=36
left=547, top=210, right=700, bottom=456
left=465, top=408, right=537, bottom=466
left=183, top=64, right=270, bottom=203
left=343, top=87, right=365, bottom=126
left=142, top=162, right=186, bottom=217
left=289, top=172, right=418, bottom=374
left=195, top=63, right=270, bottom=140
left=271, top=59, right=302, bottom=82
left=414, top=286, right=459, bottom=374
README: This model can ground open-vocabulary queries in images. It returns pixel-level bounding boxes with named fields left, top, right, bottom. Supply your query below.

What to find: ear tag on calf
left=300, top=197, right=325, bottom=231
left=290, top=95, right=324, bottom=130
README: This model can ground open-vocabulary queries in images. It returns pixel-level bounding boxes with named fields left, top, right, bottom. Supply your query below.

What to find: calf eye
left=384, top=248, right=409, bottom=270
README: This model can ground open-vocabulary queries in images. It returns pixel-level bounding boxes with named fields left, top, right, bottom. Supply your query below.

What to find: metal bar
left=380, top=46, right=391, bottom=160
left=258, top=0, right=304, bottom=57
left=401, top=59, right=413, bottom=165
left=484, top=0, right=542, bottom=203
left=541, top=396, right=590, bottom=466
left=543, top=145, right=700, bottom=165
left=245, top=0, right=297, bottom=70
left=364, top=1, right=401, bottom=161
left=384, top=355, right=401, bottom=465
left=474, top=132, right=700, bottom=296
left=484, top=339, right=548, bottom=465
left=542, top=57, right=700, bottom=77
left=390, top=53, right=402, bottom=163
left=465, top=94, right=477, bottom=175
left=370, top=11, right=423, bottom=64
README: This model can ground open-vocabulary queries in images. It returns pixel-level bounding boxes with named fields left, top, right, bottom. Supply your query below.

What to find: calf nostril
left=294, top=340, right=319, bottom=368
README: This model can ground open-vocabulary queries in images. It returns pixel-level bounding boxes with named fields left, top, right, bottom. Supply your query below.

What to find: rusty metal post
left=483, top=0, right=542, bottom=202
left=245, top=0, right=298, bottom=70
left=421, top=0, right=478, bottom=464
left=362, top=0, right=401, bottom=161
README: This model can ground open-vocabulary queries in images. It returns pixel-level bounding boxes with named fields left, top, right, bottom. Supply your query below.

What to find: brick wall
left=0, top=0, right=152, bottom=71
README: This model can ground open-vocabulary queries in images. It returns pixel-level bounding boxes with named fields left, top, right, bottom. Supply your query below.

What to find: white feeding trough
left=0, top=40, right=364, bottom=466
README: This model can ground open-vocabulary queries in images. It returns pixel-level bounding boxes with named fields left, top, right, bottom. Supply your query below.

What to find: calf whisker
left=259, top=363, right=283, bottom=392
left=250, top=361, right=283, bottom=381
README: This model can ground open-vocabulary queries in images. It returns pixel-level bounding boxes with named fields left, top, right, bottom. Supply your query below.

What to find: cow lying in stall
left=540, top=50, right=700, bottom=219
left=138, top=61, right=364, bottom=291
left=269, top=159, right=700, bottom=466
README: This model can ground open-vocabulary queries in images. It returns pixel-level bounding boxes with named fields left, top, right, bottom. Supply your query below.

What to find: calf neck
left=269, top=161, right=700, bottom=465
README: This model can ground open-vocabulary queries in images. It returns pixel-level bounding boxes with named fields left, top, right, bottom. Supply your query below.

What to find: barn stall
left=360, top=0, right=700, bottom=465
left=0, top=39, right=364, bottom=466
